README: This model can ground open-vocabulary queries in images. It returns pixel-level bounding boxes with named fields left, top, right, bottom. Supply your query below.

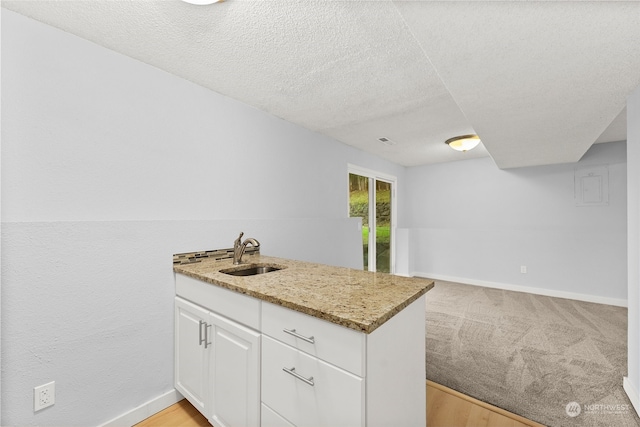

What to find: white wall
left=625, top=85, right=640, bottom=414
left=0, top=4, right=3, bottom=420
left=406, top=141, right=627, bottom=305
left=0, top=10, right=405, bottom=426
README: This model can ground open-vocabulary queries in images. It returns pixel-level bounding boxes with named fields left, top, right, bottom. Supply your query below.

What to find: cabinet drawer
left=175, top=273, right=260, bottom=329
left=262, top=302, right=365, bottom=376
left=261, top=403, right=296, bottom=427
left=262, top=336, right=364, bottom=427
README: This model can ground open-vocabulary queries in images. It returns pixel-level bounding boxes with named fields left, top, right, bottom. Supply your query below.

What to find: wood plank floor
left=427, top=381, right=545, bottom=427
left=135, top=381, right=545, bottom=427
left=135, top=399, right=210, bottom=427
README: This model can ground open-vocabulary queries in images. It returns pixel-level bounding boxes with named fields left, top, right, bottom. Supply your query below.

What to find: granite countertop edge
left=173, top=255, right=435, bottom=334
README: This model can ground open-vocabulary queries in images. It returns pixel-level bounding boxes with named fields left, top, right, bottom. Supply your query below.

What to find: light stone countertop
left=173, top=254, right=434, bottom=334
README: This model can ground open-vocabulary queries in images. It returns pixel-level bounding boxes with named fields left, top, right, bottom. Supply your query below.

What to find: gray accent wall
left=406, top=141, right=627, bottom=304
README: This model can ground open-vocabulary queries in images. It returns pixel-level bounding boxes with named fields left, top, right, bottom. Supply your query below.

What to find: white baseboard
left=412, top=272, right=628, bottom=307
left=98, top=389, right=183, bottom=427
left=394, top=272, right=412, bottom=278
left=624, top=377, right=640, bottom=416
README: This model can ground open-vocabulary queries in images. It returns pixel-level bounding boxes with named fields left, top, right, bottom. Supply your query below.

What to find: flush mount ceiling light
left=181, top=0, right=224, bottom=4
left=445, top=134, right=481, bottom=152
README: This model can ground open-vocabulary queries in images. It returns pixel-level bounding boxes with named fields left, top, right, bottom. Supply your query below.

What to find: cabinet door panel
left=175, top=298, right=209, bottom=414
left=176, top=273, right=260, bottom=329
left=261, top=403, right=296, bottom=427
left=262, top=302, right=365, bottom=376
left=210, top=312, right=261, bottom=427
left=262, top=336, right=364, bottom=427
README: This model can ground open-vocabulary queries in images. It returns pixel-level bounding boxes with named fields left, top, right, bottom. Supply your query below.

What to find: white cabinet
left=209, top=312, right=260, bottom=427
left=261, top=301, right=366, bottom=427
left=260, top=298, right=426, bottom=427
left=175, top=272, right=426, bottom=427
left=175, top=298, right=210, bottom=414
left=262, top=335, right=364, bottom=427
left=261, top=301, right=365, bottom=376
left=175, top=278, right=260, bottom=427
left=261, top=403, right=296, bottom=427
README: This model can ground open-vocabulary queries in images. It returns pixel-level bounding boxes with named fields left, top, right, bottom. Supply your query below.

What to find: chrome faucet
left=233, top=232, right=260, bottom=265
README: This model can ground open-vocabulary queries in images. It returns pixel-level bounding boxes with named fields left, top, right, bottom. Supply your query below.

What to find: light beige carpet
left=425, top=280, right=639, bottom=427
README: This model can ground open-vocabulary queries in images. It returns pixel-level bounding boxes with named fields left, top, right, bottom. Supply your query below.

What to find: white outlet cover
left=34, top=381, right=55, bottom=411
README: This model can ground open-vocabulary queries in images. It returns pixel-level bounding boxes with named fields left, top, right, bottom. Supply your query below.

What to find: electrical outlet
left=521, top=266, right=527, bottom=274
left=34, top=381, right=55, bottom=411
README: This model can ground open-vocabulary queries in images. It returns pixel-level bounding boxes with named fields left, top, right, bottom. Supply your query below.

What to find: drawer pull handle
left=204, top=323, right=211, bottom=349
left=199, top=320, right=211, bottom=348
left=283, top=328, right=315, bottom=344
left=282, top=367, right=315, bottom=386
left=199, top=320, right=206, bottom=346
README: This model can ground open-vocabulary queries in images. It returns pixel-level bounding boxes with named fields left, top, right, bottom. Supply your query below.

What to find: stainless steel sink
left=220, top=265, right=283, bottom=276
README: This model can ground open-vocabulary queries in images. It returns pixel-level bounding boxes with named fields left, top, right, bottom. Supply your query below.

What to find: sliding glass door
left=348, top=166, right=396, bottom=273
left=374, top=180, right=392, bottom=273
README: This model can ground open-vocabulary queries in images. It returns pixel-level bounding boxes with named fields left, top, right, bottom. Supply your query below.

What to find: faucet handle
left=234, top=232, right=244, bottom=247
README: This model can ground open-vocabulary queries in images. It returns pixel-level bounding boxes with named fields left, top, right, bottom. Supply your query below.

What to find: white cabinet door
left=262, top=336, right=364, bottom=427
left=261, top=403, right=296, bottom=427
left=209, top=312, right=261, bottom=427
left=262, top=301, right=365, bottom=376
left=175, top=298, right=210, bottom=415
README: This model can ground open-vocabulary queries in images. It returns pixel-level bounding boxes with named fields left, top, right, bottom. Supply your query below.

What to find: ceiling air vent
left=378, top=137, right=396, bottom=146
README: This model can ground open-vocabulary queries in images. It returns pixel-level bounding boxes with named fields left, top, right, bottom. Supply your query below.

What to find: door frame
left=348, top=164, right=397, bottom=274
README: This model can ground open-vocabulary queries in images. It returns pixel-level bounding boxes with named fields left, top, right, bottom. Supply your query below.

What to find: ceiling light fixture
left=445, top=134, right=481, bottom=152
left=181, top=0, right=224, bottom=5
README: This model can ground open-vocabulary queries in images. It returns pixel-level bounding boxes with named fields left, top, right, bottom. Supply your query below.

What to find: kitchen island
left=173, top=253, right=434, bottom=427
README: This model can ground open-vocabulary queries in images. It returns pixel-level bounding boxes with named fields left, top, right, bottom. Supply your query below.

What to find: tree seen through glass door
left=375, top=180, right=391, bottom=273
left=348, top=173, right=391, bottom=273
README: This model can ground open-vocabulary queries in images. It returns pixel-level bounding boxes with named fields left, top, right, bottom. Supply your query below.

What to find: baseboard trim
left=624, top=377, right=640, bottom=416
left=98, top=389, right=183, bottom=427
left=394, top=272, right=412, bottom=278
left=412, top=272, right=628, bottom=307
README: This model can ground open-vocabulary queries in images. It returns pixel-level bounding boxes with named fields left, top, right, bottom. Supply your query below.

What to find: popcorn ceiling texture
left=4, top=1, right=639, bottom=168
left=174, top=255, right=434, bottom=334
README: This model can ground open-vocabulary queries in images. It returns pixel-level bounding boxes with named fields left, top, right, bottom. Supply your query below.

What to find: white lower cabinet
left=259, top=299, right=426, bottom=427
left=175, top=296, right=260, bottom=427
left=209, top=312, right=261, bottom=427
left=175, top=273, right=426, bottom=427
left=175, top=298, right=210, bottom=415
left=261, top=404, right=296, bottom=427
left=261, top=335, right=364, bottom=427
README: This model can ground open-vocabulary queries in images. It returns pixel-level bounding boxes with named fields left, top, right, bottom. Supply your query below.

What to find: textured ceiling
left=3, top=0, right=639, bottom=168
